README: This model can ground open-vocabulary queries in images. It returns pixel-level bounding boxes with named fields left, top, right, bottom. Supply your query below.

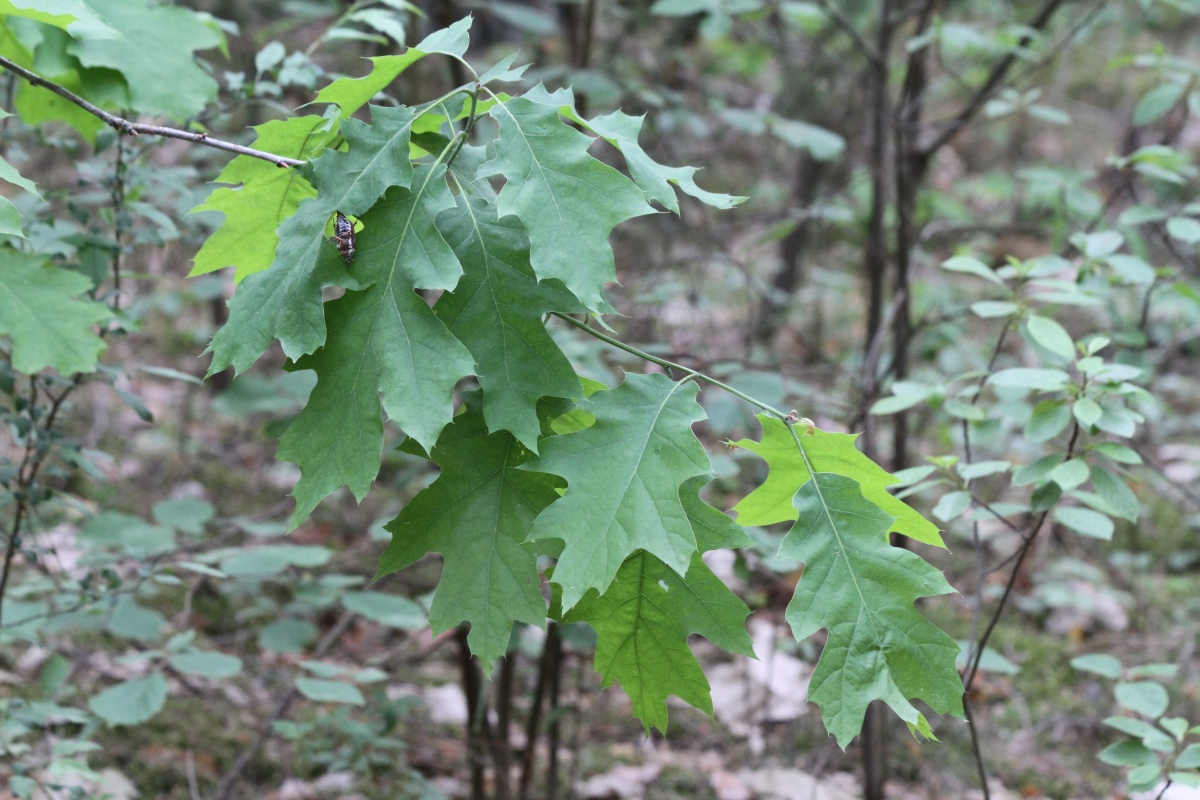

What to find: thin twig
left=919, top=0, right=1066, bottom=157
left=0, top=376, right=82, bottom=630
left=812, top=0, right=884, bottom=68
left=963, top=700, right=990, bottom=800
left=0, top=56, right=304, bottom=168
left=964, top=420, right=1082, bottom=691
left=550, top=313, right=789, bottom=419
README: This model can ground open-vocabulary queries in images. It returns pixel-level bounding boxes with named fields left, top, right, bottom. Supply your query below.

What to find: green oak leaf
left=581, top=109, right=745, bottom=213
left=67, top=0, right=222, bottom=120
left=0, top=250, right=111, bottom=374
left=733, top=414, right=944, bottom=547
left=522, top=372, right=710, bottom=611
left=479, top=87, right=655, bottom=313
left=276, top=166, right=473, bottom=527
left=0, top=152, right=42, bottom=201
left=0, top=196, right=23, bottom=237
left=0, top=19, right=104, bottom=139
left=207, top=104, right=422, bottom=375
left=190, top=115, right=334, bottom=282
left=562, top=477, right=752, bottom=731
left=781, top=472, right=962, bottom=747
left=680, top=475, right=754, bottom=551
left=0, top=0, right=119, bottom=39
left=434, top=194, right=584, bottom=450
left=377, top=394, right=563, bottom=670
left=563, top=548, right=754, bottom=733
left=313, top=17, right=472, bottom=118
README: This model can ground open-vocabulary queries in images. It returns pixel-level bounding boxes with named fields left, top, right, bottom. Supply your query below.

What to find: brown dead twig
left=0, top=55, right=305, bottom=168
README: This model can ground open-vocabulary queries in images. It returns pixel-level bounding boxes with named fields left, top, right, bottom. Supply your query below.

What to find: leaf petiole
left=549, top=312, right=790, bottom=420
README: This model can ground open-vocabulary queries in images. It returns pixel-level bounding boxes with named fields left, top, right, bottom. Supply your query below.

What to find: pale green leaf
left=940, top=255, right=1004, bottom=285
left=89, top=674, right=168, bottom=726
left=168, top=651, right=242, bottom=678
left=1025, top=400, right=1070, bottom=442
left=1025, top=315, right=1074, bottom=360
left=0, top=251, right=111, bottom=374
left=1083, top=230, right=1124, bottom=259
left=190, top=116, right=330, bottom=282
left=1090, top=466, right=1139, bottom=522
left=0, top=195, right=23, bottom=237
left=971, top=300, right=1019, bottom=318
left=220, top=545, right=332, bottom=577
left=0, top=0, right=119, bottom=39
left=152, top=498, right=214, bottom=535
left=932, top=490, right=971, bottom=521
left=259, top=618, right=317, bottom=653
left=1167, top=216, right=1200, bottom=244
left=0, top=153, right=42, bottom=201
left=313, top=17, right=472, bottom=117
left=1091, top=442, right=1142, bottom=464
left=1050, top=459, right=1090, bottom=489
left=341, top=591, right=427, bottom=630
left=207, top=104, right=424, bottom=375
left=1176, top=744, right=1200, bottom=769
left=957, top=460, right=1011, bottom=480
left=732, top=415, right=944, bottom=547
left=1073, top=397, right=1103, bottom=428
left=1098, top=739, right=1157, bottom=767
left=767, top=116, right=846, bottom=161
left=295, top=678, right=365, bottom=705
left=1071, top=652, right=1122, bottom=678
left=955, top=641, right=1019, bottom=674
left=1104, top=254, right=1156, bottom=285
left=987, top=368, right=1070, bottom=391
left=1134, top=83, right=1185, bottom=126
left=1116, top=681, right=1169, bottom=719
left=1054, top=506, right=1114, bottom=539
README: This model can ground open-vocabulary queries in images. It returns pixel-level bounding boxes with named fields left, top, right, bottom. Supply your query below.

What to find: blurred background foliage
left=3, top=1, right=1200, bottom=799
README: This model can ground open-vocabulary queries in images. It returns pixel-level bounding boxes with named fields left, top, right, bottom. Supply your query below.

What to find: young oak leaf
left=561, top=476, right=754, bottom=732
left=781, top=472, right=963, bottom=747
left=434, top=194, right=585, bottom=451
left=207, top=104, right=422, bottom=376
left=521, top=372, right=710, bottom=611
left=190, top=115, right=332, bottom=282
left=276, top=165, right=473, bottom=528
left=478, top=87, right=655, bottom=314
left=0, top=251, right=111, bottom=375
left=376, top=394, right=562, bottom=670
left=313, top=17, right=473, bottom=118
left=581, top=109, right=746, bottom=213
left=733, top=415, right=945, bottom=547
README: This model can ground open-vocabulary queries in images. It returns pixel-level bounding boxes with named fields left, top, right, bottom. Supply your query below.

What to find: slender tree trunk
left=860, top=4, right=895, bottom=797
left=891, top=2, right=937, bottom=474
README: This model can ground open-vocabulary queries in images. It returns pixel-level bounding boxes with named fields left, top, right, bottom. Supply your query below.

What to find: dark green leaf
left=478, top=87, right=654, bottom=312
left=780, top=472, right=962, bottom=747
left=522, top=373, right=710, bottom=611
